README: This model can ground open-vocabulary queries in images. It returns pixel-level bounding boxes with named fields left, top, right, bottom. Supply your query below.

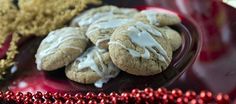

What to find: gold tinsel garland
left=0, top=33, right=20, bottom=79
left=0, top=0, right=101, bottom=79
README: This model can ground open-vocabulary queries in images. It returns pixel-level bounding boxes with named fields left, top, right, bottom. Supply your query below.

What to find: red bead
left=134, top=96, right=141, bottom=103
left=120, top=92, right=129, bottom=103
left=197, top=99, right=204, bottom=104
left=53, top=92, right=62, bottom=99
left=16, top=92, right=23, bottom=97
left=97, top=92, right=106, bottom=100
left=33, top=99, right=42, bottom=104
left=144, top=88, right=154, bottom=94
left=189, top=99, right=204, bottom=104
left=44, top=92, right=52, bottom=99
left=34, top=91, right=43, bottom=99
left=65, top=99, right=74, bottom=104
left=110, top=92, right=119, bottom=97
left=63, top=93, right=72, bottom=100
left=74, top=93, right=83, bottom=100
left=162, top=94, right=174, bottom=103
left=100, top=98, right=110, bottom=104
left=147, top=93, right=155, bottom=103
left=16, top=96, right=23, bottom=102
left=216, top=93, right=230, bottom=104
left=176, top=97, right=189, bottom=104
left=10, top=95, right=15, bottom=100
left=131, top=89, right=140, bottom=94
left=44, top=99, right=52, bottom=104
left=190, top=99, right=198, bottom=104
left=86, top=92, right=96, bottom=99
left=16, top=99, right=22, bottom=103
left=199, top=91, right=213, bottom=102
left=25, top=92, right=33, bottom=98
left=0, top=91, right=3, bottom=99
left=185, top=90, right=197, bottom=100
left=24, top=97, right=33, bottom=103
left=5, top=91, right=14, bottom=96
left=111, top=97, right=118, bottom=104
left=156, top=87, right=168, bottom=95
left=154, top=91, right=161, bottom=100
left=53, top=100, right=63, bottom=104
left=0, top=94, right=3, bottom=100
left=76, top=99, right=85, bottom=104
left=171, top=88, right=183, bottom=98
left=88, top=100, right=97, bottom=104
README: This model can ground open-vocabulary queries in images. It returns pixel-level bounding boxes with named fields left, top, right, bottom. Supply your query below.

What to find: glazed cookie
left=35, top=27, right=88, bottom=71
left=109, top=22, right=173, bottom=76
left=134, top=10, right=181, bottom=26
left=158, top=26, right=182, bottom=51
left=86, top=15, right=135, bottom=49
left=70, top=5, right=138, bottom=30
left=65, top=46, right=120, bottom=88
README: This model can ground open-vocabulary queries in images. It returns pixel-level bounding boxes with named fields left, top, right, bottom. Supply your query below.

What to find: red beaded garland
left=97, top=92, right=107, bottom=100
left=199, top=90, right=213, bottom=103
left=216, top=93, right=230, bottom=104
left=0, top=88, right=231, bottom=103
left=185, top=90, right=197, bottom=100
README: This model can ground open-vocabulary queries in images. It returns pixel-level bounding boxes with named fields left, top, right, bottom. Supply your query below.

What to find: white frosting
left=93, top=18, right=134, bottom=29
left=109, top=22, right=170, bottom=64
left=120, top=8, right=137, bottom=15
left=86, top=16, right=134, bottom=47
left=95, top=37, right=110, bottom=47
left=79, top=12, right=114, bottom=26
left=141, top=10, right=159, bottom=25
left=72, top=7, right=118, bottom=27
left=87, top=18, right=134, bottom=36
left=35, top=27, right=85, bottom=70
left=75, top=46, right=120, bottom=88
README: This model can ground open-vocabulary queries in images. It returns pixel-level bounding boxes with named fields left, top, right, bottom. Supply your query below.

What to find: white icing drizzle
left=73, top=7, right=118, bottom=27
left=75, top=46, right=120, bottom=88
left=120, top=8, right=137, bottom=15
left=141, top=10, right=159, bottom=25
left=86, top=17, right=134, bottom=47
left=95, top=37, right=110, bottom=47
left=87, top=18, right=134, bottom=36
left=109, top=41, right=150, bottom=59
left=35, top=27, right=85, bottom=70
left=109, top=22, right=170, bottom=64
left=79, top=12, right=114, bottom=26
left=94, top=18, right=134, bottom=29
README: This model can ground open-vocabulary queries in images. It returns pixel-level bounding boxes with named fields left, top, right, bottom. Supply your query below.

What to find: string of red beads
left=0, top=88, right=230, bottom=104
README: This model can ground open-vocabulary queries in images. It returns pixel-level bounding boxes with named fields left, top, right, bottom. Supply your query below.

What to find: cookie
left=70, top=5, right=138, bottom=30
left=109, top=21, right=173, bottom=76
left=35, top=27, right=88, bottom=71
left=86, top=15, right=135, bottom=49
left=158, top=26, right=182, bottom=51
left=134, top=10, right=181, bottom=26
left=65, top=46, right=120, bottom=88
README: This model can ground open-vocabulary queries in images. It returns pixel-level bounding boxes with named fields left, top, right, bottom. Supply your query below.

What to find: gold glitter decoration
left=0, top=0, right=101, bottom=79
left=0, top=33, right=20, bottom=79
left=0, top=0, right=18, bottom=47
left=16, top=0, right=88, bottom=36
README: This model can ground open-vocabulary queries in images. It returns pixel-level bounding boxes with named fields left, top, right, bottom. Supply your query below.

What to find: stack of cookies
left=35, top=5, right=182, bottom=88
